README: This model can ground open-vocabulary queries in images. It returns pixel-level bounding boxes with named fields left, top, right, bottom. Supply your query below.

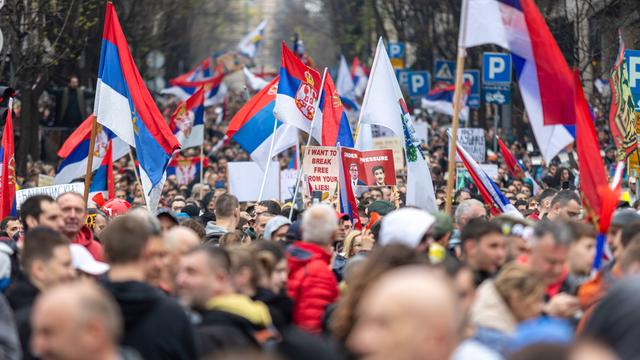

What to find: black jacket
left=252, top=287, right=293, bottom=330
left=5, top=279, right=39, bottom=312
left=101, top=280, right=197, bottom=360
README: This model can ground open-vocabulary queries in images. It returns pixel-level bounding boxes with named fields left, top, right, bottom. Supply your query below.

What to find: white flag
left=237, top=19, right=268, bottom=59
left=357, top=38, right=437, bottom=212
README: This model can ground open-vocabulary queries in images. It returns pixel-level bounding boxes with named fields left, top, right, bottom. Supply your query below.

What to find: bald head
left=31, top=281, right=122, bottom=360
left=347, top=266, right=460, bottom=360
left=164, top=226, right=201, bottom=254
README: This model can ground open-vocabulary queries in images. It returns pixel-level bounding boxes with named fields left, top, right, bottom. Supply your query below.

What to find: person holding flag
left=94, top=2, right=180, bottom=211
left=0, top=98, right=16, bottom=219
left=497, top=136, right=541, bottom=195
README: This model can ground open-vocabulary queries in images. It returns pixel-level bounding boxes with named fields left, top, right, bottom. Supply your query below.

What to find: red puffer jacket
left=286, top=241, right=338, bottom=334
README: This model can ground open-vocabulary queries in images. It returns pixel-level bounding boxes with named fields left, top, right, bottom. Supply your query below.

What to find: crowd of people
left=1, top=69, right=640, bottom=360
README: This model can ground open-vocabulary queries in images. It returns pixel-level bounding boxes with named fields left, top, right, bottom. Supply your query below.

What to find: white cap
left=379, top=208, right=436, bottom=248
left=70, top=244, right=110, bottom=275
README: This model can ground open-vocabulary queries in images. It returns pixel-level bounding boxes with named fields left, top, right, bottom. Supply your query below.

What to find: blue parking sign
left=625, top=49, right=640, bottom=111
left=407, top=71, right=430, bottom=97
left=482, top=53, right=511, bottom=84
left=388, top=42, right=405, bottom=59
left=464, top=70, right=480, bottom=109
left=434, top=59, right=456, bottom=83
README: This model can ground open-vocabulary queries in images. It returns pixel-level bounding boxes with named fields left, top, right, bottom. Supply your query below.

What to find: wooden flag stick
left=200, top=144, right=205, bottom=199
left=83, top=116, right=99, bottom=205
left=444, top=48, right=467, bottom=215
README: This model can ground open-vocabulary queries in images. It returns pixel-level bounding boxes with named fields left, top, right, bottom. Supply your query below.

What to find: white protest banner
left=16, top=183, right=85, bottom=210
left=280, top=168, right=298, bottom=202
left=302, top=146, right=339, bottom=196
left=228, top=161, right=279, bottom=202
left=455, top=128, right=486, bottom=163
left=372, top=137, right=405, bottom=170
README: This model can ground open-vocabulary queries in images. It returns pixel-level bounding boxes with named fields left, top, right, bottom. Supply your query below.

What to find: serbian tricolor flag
left=170, top=86, right=205, bottom=149
left=55, top=115, right=128, bottom=185
left=421, top=82, right=470, bottom=121
left=497, top=136, right=541, bottom=195
left=455, top=133, right=521, bottom=216
left=94, top=3, right=180, bottom=210
left=166, top=155, right=209, bottom=186
left=274, top=43, right=324, bottom=143
left=227, top=76, right=297, bottom=170
left=320, top=74, right=354, bottom=147
left=162, top=57, right=227, bottom=106
left=88, top=141, right=115, bottom=207
left=338, top=147, right=361, bottom=230
left=0, top=99, right=16, bottom=218
left=350, top=56, right=368, bottom=98
left=460, top=0, right=575, bottom=163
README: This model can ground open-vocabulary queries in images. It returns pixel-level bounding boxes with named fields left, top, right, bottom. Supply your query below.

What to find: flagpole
left=445, top=0, right=470, bottom=215
left=444, top=50, right=468, bottom=215
left=83, top=116, right=99, bottom=205
left=289, top=67, right=329, bottom=220
left=128, top=147, right=146, bottom=206
left=258, top=117, right=279, bottom=202
left=199, top=144, right=205, bottom=199
left=353, top=40, right=381, bottom=145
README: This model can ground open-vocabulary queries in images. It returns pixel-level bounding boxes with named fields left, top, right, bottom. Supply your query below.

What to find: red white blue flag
left=94, top=3, right=180, bottom=210
left=55, top=115, right=128, bottom=185
left=162, top=57, right=227, bottom=106
left=170, top=86, right=205, bottom=149
left=460, top=0, right=575, bottom=162
left=88, top=140, right=115, bottom=207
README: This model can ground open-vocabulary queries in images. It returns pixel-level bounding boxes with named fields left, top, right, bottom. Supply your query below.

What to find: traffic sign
left=388, top=42, right=405, bottom=69
left=482, top=53, right=511, bottom=84
left=434, top=59, right=456, bottom=83
left=483, top=88, right=511, bottom=105
left=464, top=70, right=480, bottom=109
left=482, top=52, right=511, bottom=105
left=407, top=71, right=430, bottom=98
left=625, top=49, right=640, bottom=111
left=396, top=69, right=410, bottom=89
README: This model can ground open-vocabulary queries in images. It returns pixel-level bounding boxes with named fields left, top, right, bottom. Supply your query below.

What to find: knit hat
left=431, top=212, right=454, bottom=239
left=263, top=216, right=292, bottom=241
left=379, top=208, right=436, bottom=248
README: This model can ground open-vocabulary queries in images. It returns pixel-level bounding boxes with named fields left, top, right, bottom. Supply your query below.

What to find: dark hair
left=372, top=165, right=384, bottom=175
left=215, top=194, right=239, bottom=218
left=258, top=200, right=281, bottom=216
left=550, top=190, right=580, bottom=208
left=20, top=195, right=55, bottom=231
left=566, top=220, right=596, bottom=242
left=187, top=245, right=232, bottom=274
left=620, top=235, right=640, bottom=272
left=200, top=191, right=215, bottom=212
left=0, top=216, right=18, bottom=231
left=620, top=220, right=640, bottom=248
left=537, top=188, right=558, bottom=202
left=101, top=215, right=154, bottom=265
left=22, top=227, right=69, bottom=278
left=460, top=218, right=501, bottom=244
left=533, top=219, right=573, bottom=247
left=180, top=218, right=206, bottom=241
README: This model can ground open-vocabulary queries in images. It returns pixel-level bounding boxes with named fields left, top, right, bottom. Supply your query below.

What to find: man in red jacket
left=287, top=204, right=339, bottom=334
left=57, top=192, right=104, bottom=261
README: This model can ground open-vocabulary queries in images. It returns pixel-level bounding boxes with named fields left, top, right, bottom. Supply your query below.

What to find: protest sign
left=372, top=137, right=405, bottom=170
left=454, top=128, right=486, bottom=163
left=280, top=168, right=298, bottom=202
left=228, top=161, right=279, bottom=202
left=341, top=147, right=397, bottom=187
left=16, top=183, right=85, bottom=210
left=302, top=146, right=339, bottom=196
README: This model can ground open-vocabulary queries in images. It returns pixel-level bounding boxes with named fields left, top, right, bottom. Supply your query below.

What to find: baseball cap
left=70, top=244, right=109, bottom=275
left=379, top=208, right=436, bottom=248
left=431, top=212, right=454, bottom=239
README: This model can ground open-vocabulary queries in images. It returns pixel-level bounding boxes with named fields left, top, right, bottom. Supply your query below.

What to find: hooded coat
left=470, top=280, right=518, bottom=355
left=101, top=280, right=197, bottom=360
left=286, top=241, right=338, bottom=334
left=73, top=226, right=104, bottom=261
